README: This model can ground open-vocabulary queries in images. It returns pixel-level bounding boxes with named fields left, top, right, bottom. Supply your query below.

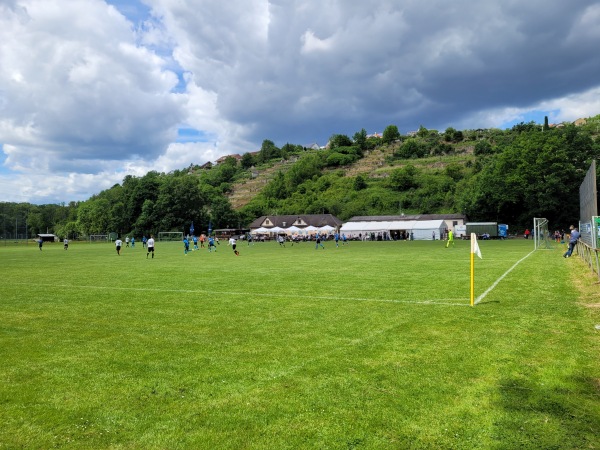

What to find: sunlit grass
left=1, top=239, right=598, bottom=449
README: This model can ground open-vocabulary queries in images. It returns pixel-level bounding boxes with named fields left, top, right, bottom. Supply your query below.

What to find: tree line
left=2, top=115, right=599, bottom=240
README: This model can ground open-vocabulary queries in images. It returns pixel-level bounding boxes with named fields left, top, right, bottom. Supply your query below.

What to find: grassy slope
left=1, top=240, right=598, bottom=449
left=226, top=142, right=476, bottom=215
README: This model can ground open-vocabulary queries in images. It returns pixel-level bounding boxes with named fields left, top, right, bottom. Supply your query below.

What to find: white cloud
left=538, top=87, right=600, bottom=123
left=301, top=29, right=334, bottom=53
left=1, top=0, right=600, bottom=204
left=448, top=86, right=600, bottom=132
left=0, top=0, right=184, bottom=168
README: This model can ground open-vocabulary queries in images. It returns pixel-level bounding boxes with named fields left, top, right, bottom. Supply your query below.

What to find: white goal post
left=158, top=231, right=184, bottom=242
left=89, top=234, right=109, bottom=243
left=533, top=217, right=553, bottom=250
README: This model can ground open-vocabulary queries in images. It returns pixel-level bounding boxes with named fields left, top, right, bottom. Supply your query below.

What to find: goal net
left=158, top=231, right=184, bottom=242
left=89, top=234, right=108, bottom=243
left=533, top=217, right=553, bottom=249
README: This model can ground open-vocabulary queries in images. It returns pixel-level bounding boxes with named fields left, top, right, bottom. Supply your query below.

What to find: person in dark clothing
left=563, top=225, right=580, bottom=258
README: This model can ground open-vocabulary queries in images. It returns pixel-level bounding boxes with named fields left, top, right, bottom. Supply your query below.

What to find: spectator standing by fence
left=563, top=225, right=580, bottom=258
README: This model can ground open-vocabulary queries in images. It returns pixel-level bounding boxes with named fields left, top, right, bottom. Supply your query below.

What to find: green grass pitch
left=1, top=238, right=599, bottom=449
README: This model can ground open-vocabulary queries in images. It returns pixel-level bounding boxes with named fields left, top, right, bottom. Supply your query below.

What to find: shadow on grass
left=475, top=300, right=500, bottom=306
left=494, top=375, right=600, bottom=448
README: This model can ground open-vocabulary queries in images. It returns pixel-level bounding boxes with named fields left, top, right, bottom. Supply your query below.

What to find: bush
left=474, top=140, right=494, bottom=155
left=396, top=139, right=427, bottom=159
left=326, top=152, right=357, bottom=167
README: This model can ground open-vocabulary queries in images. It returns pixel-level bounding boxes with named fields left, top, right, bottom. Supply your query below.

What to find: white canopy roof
left=340, top=219, right=446, bottom=232
left=340, top=221, right=410, bottom=232
left=319, top=225, right=335, bottom=232
left=340, top=219, right=446, bottom=240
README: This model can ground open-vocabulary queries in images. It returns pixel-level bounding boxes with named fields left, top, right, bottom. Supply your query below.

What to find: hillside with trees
left=1, top=115, right=599, bottom=240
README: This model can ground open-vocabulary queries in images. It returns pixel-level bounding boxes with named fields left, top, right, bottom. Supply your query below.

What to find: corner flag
left=470, top=233, right=482, bottom=306
left=471, top=234, right=483, bottom=259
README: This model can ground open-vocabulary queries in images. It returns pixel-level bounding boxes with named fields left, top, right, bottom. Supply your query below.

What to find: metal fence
left=1, top=219, right=30, bottom=245
left=575, top=240, right=600, bottom=282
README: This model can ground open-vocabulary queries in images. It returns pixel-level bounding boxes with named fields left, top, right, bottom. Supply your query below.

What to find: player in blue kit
left=208, top=236, right=217, bottom=252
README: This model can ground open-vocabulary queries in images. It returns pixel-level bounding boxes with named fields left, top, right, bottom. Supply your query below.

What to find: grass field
left=1, top=238, right=599, bottom=449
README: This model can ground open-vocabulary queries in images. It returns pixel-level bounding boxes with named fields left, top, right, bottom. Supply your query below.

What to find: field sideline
left=1, top=239, right=599, bottom=449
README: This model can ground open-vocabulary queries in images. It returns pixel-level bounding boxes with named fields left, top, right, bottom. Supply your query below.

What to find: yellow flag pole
left=470, top=250, right=475, bottom=306
left=470, top=233, right=475, bottom=307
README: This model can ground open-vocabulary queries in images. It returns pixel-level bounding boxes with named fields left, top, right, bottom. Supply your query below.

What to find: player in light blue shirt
left=208, top=236, right=217, bottom=252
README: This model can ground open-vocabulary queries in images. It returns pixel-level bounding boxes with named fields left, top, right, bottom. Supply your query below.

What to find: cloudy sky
left=1, top=0, right=600, bottom=204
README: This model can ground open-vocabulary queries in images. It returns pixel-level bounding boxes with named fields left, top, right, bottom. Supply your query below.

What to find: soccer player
left=278, top=235, right=285, bottom=247
left=125, top=236, right=130, bottom=247
left=229, top=236, right=240, bottom=255
left=130, top=237, right=135, bottom=248
left=446, top=229, right=454, bottom=248
left=63, top=238, right=68, bottom=250
left=315, top=233, right=325, bottom=250
left=342, top=233, right=348, bottom=245
left=192, top=235, right=199, bottom=250
left=334, top=232, right=339, bottom=247
left=147, top=235, right=155, bottom=258
left=38, top=238, right=43, bottom=251
left=208, top=236, right=216, bottom=252
left=183, top=236, right=190, bottom=255
left=115, top=237, right=123, bottom=255
left=142, top=236, right=147, bottom=248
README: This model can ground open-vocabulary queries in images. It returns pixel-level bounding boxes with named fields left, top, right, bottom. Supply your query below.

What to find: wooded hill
left=227, top=117, right=600, bottom=231
left=2, top=116, right=599, bottom=239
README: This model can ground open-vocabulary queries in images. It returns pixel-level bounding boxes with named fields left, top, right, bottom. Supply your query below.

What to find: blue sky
left=500, top=110, right=561, bottom=129
left=1, top=0, right=600, bottom=204
left=106, top=0, right=149, bottom=24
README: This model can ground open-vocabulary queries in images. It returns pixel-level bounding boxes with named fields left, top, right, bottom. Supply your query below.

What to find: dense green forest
left=2, top=115, right=599, bottom=240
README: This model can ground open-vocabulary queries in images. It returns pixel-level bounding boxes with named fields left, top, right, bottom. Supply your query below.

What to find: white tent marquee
left=408, top=220, right=446, bottom=240
left=318, top=225, right=335, bottom=233
left=340, top=219, right=446, bottom=240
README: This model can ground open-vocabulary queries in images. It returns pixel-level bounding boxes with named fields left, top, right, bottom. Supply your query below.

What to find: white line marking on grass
left=11, top=282, right=470, bottom=307
left=474, top=249, right=536, bottom=305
